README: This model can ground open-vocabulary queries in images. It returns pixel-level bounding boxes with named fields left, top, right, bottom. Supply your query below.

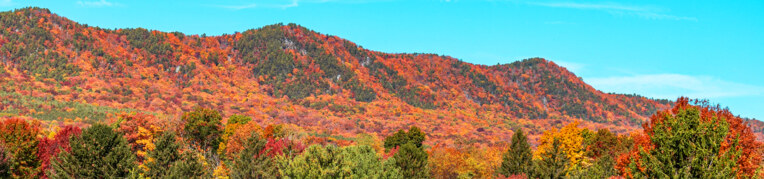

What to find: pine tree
left=50, top=124, right=136, bottom=178
left=143, top=132, right=181, bottom=178
left=0, top=145, right=11, bottom=178
left=383, top=126, right=425, bottom=151
left=535, top=138, right=568, bottom=179
left=341, top=145, right=402, bottom=178
left=394, top=142, right=429, bottom=179
left=231, top=134, right=277, bottom=179
left=498, top=129, right=534, bottom=177
left=168, top=152, right=210, bottom=178
left=278, top=144, right=348, bottom=178
left=623, top=107, right=739, bottom=178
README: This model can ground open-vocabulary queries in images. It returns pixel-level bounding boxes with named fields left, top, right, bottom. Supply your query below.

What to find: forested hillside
left=0, top=7, right=763, bottom=178
left=0, top=7, right=691, bottom=144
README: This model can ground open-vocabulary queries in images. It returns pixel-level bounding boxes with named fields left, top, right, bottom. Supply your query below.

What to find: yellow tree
left=534, top=121, right=585, bottom=174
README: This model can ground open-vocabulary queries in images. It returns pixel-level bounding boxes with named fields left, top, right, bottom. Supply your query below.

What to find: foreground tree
left=0, top=145, right=11, bottom=178
left=0, top=118, right=41, bottom=178
left=498, top=128, right=533, bottom=177
left=535, top=138, right=568, bottom=179
left=341, top=145, right=401, bottom=178
left=50, top=124, right=136, bottom=178
left=37, top=125, right=81, bottom=178
left=143, top=132, right=181, bottom=178
left=231, top=134, right=277, bottom=179
left=168, top=152, right=210, bottom=178
left=394, top=142, right=429, bottom=178
left=384, top=126, right=425, bottom=150
left=278, top=144, right=347, bottom=178
left=617, top=97, right=762, bottom=178
left=183, top=107, right=223, bottom=150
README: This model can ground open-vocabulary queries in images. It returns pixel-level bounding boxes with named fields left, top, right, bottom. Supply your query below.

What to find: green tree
left=50, top=124, right=136, bottom=178
left=535, top=138, right=568, bottom=179
left=623, top=107, right=739, bottom=178
left=231, top=134, right=277, bottom=179
left=394, top=142, right=429, bottom=179
left=183, top=107, right=223, bottom=150
left=0, top=145, right=11, bottom=178
left=278, top=144, right=349, bottom=178
left=143, top=132, right=181, bottom=178
left=341, top=145, right=402, bottom=178
left=384, top=126, right=425, bottom=151
left=167, top=152, right=210, bottom=178
left=498, top=129, right=534, bottom=177
left=571, top=154, right=617, bottom=178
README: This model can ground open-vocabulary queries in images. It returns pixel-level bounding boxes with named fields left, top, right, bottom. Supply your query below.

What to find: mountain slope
left=0, top=7, right=692, bottom=145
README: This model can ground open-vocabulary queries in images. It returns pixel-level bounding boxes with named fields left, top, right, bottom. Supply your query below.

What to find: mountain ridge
left=1, top=7, right=760, bottom=144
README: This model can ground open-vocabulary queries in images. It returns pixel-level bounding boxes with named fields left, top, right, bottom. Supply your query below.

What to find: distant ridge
left=2, top=7, right=759, bottom=144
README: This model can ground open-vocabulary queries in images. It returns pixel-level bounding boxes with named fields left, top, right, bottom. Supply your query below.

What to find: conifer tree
left=394, top=142, right=429, bottom=179
left=341, top=145, right=402, bottom=178
left=143, top=132, right=181, bottom=178
left=50, top=124, right=136, bottom=178
left=621, top=107, right=739, bottom=178
left=0, top=146, right=10, bottom=178
left=167, top=152, right=210, bottom=178
left=383, top=126, right=425, bottom=151
left=535, top=138, right=568, bottom=179
left=231, top=134, right=277, bottom=179
left=498, top=129, right=533, bottom=177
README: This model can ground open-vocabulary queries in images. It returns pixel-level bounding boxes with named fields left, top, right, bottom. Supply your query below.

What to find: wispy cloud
left=529, top=1, right=697, bottom=21
left=216, top=0, right=384, bottom=10
left=77, top=0, right=121, bottom=7
left=585, top=74, right=763, bottom=99
left=218, top=3, right=259, bottom=10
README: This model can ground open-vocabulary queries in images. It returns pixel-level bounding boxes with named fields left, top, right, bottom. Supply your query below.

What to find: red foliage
left=262, top=138, right=305, bottom=157
left=37, top=125, right=81, bottom=178
left=617, top=97, right=762, bottom=178
left=0, top=117, right=41, bottom=177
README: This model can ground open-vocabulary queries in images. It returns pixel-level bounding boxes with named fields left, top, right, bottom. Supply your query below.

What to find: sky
left=1, top=0, right=762, bottom=120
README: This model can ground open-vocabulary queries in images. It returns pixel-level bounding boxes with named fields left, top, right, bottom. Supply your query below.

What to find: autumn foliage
left=617, top=97, right=762, bottom=178
left=0, top=7, right=762, bottom=178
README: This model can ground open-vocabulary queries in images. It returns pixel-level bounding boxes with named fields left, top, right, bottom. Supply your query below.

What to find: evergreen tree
left=143, top=132, right=181, bottom=178
left=183, top=107, right=223, bottom=150
left=0, top=145, right=10, bottom=178
left=278, top=144, right=348, bottom=178
left=168, top=152, right=210, bottom=178
left=498, top=129, right=534, bottom=177
left=341, top=145, right=402, bottom=178
left=394, top=142, right=429, bottom=179
left=383, top=126, right=425, bottom=151
left=535, top=138, right=568, bottom=179
left=231, top=134, right=277, bottom=179
left=623, top=107, right=739, bottom=178
left=50, top=124, right=136, bottom=178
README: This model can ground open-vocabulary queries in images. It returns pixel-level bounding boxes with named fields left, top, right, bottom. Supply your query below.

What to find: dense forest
left=0, top=7, right=763, bottom=178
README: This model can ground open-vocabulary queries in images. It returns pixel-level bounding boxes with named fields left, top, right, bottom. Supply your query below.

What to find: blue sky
left=1, top=0, right=762, bottom=120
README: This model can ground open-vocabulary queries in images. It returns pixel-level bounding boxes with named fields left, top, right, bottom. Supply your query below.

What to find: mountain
left=3, top=7, right=757, bottom=145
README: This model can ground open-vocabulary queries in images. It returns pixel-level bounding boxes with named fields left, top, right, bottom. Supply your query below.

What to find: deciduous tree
left=0, top=118, right=41, bottom=178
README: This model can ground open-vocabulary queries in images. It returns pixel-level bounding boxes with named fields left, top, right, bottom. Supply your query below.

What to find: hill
left=2, top=7, right=750, bottom=145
